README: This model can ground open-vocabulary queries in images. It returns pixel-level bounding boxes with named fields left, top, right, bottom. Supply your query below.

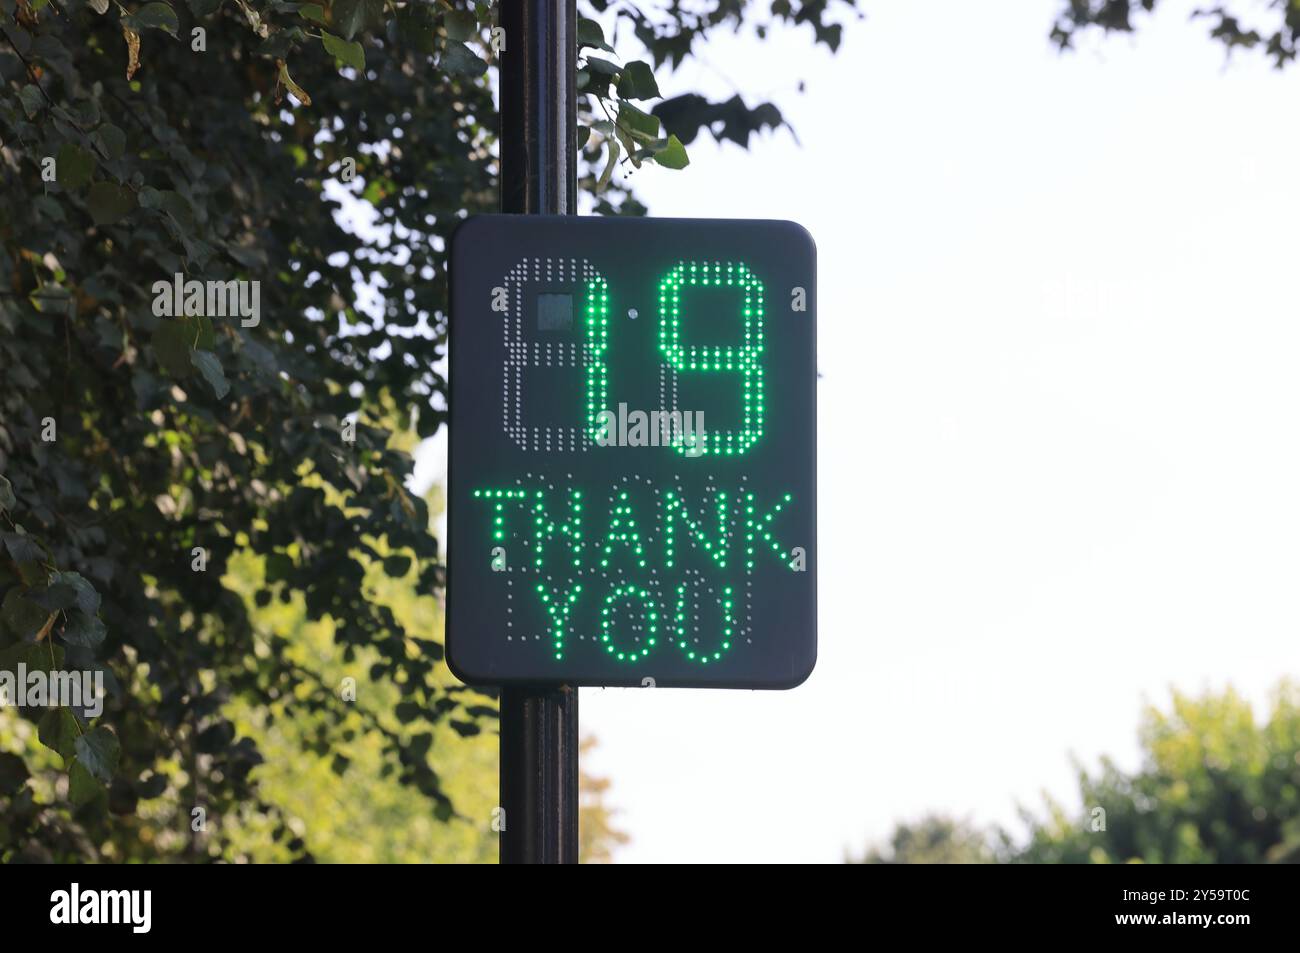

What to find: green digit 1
left=657, top=261, right=765, bottom=456
left=583, top=274, right=610, bottom=443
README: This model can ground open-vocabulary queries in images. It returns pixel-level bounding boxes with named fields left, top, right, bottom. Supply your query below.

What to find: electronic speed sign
left=447, top=215, right=816, bottom=689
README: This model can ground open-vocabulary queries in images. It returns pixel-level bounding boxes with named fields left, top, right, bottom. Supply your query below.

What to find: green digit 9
left=583, top=261, right=765, bottom=456
left=657, top=261, right=765, bottom=456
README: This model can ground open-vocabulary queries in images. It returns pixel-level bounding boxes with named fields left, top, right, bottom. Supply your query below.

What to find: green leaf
left=578, top=67, right=611, bottom=98
left=395, top=4, right=438, bottom=53
left=152, top=319, right=195, bottom=378
left=38, top=708, right=80, bottom=763
left=654, top=133, right=690, bottom=170
left=597, top=139, right=620, bottom=192
left=0, top=642, right=64, bottom=682
left=0, top=588, right=48, bottom=640
left=136, top=773, right=168, bottom=799
left=395, top=701, right=420, bottom=723
left=617, top=101, right=660, bottom=141
left=191, top=350, right=230, bottom=399
left=441, top=41, right=487, bottom=76
left=93, top=123, right=126, bottom=161
left=68, top=760, right=102, bottom=806
left=51, top=572, right=100, bottom=616
left=195, top=721, right=234, bottom=753
left=382, top=554, right=411, bottom=576
left=577, top=17, right=613, bottom=52
left=26, top=582, right=79, bottom=613
left=160, top=190, right=196, bottom=232
left=19, top=84, right=43, bottom=119
left=616, top=60, right=660, bottom=100
left=264, top=552, right=293, bottom=582
left=75, top=726, right=120, bottom=783
left=444, top=9, right=476, bottom=41
left=87, top=182, right=135, bottom=226
left=56, top=143, right=95, bottom=190
left=298, top=2, right=325, bottom=23
left=196, top=314, right=216, bottom=349
left=331, top=0, right=366, bottom=40
left=321, top=31, right=365, bottom=70
left=0, top=475, right=14, bottom=512
left=6, top=21, right=32, bottom=55
left=0, top=753, right=30, bottom=796
left=124, top=2, right=181, bottom=37
left=1, top=531, right=43, bottom=563
left=584, top=56, right=620, bottom=76
left=73, top=99, right=102, bottom=128
left=185, top=0, right=222, bottom=15
left=62, top=609, right=107, bottom=649
left=257, top=26, right=306, bottom=59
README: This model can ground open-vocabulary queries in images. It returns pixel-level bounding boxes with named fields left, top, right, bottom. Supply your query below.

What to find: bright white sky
left=417, top=0, right=1300, bottom=862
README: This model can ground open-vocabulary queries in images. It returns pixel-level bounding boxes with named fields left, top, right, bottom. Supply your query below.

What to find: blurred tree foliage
left=853, top=684, right=1300, bottom=864
left=0, top=0, right=854, bottom=861
left=578, top=734, right=628, bottom=863
left=213, top=485, right=501, bottom=864
left=1052, top=0, right=1300, bottom=67
left=849, top=814, right=993, bottom=865
left=216, top=504, right=625, bottom=863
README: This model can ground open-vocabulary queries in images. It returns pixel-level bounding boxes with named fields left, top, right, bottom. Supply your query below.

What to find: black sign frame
left=447, top=215, right=817, bottom=689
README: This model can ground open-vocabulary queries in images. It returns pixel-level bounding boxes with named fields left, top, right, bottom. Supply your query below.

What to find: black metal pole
left=498, top=0, right=580, bottom=865
left=500, top=0, right=576, bottom=216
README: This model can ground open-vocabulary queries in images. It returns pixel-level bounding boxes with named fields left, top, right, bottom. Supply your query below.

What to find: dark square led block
left=537, top=292, right=573, bottom=331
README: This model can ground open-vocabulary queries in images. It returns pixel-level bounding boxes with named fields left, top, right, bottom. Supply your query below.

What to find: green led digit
left=658, top=261, right=765, bottom=456
left=583, top=275, right=611, bottom=443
